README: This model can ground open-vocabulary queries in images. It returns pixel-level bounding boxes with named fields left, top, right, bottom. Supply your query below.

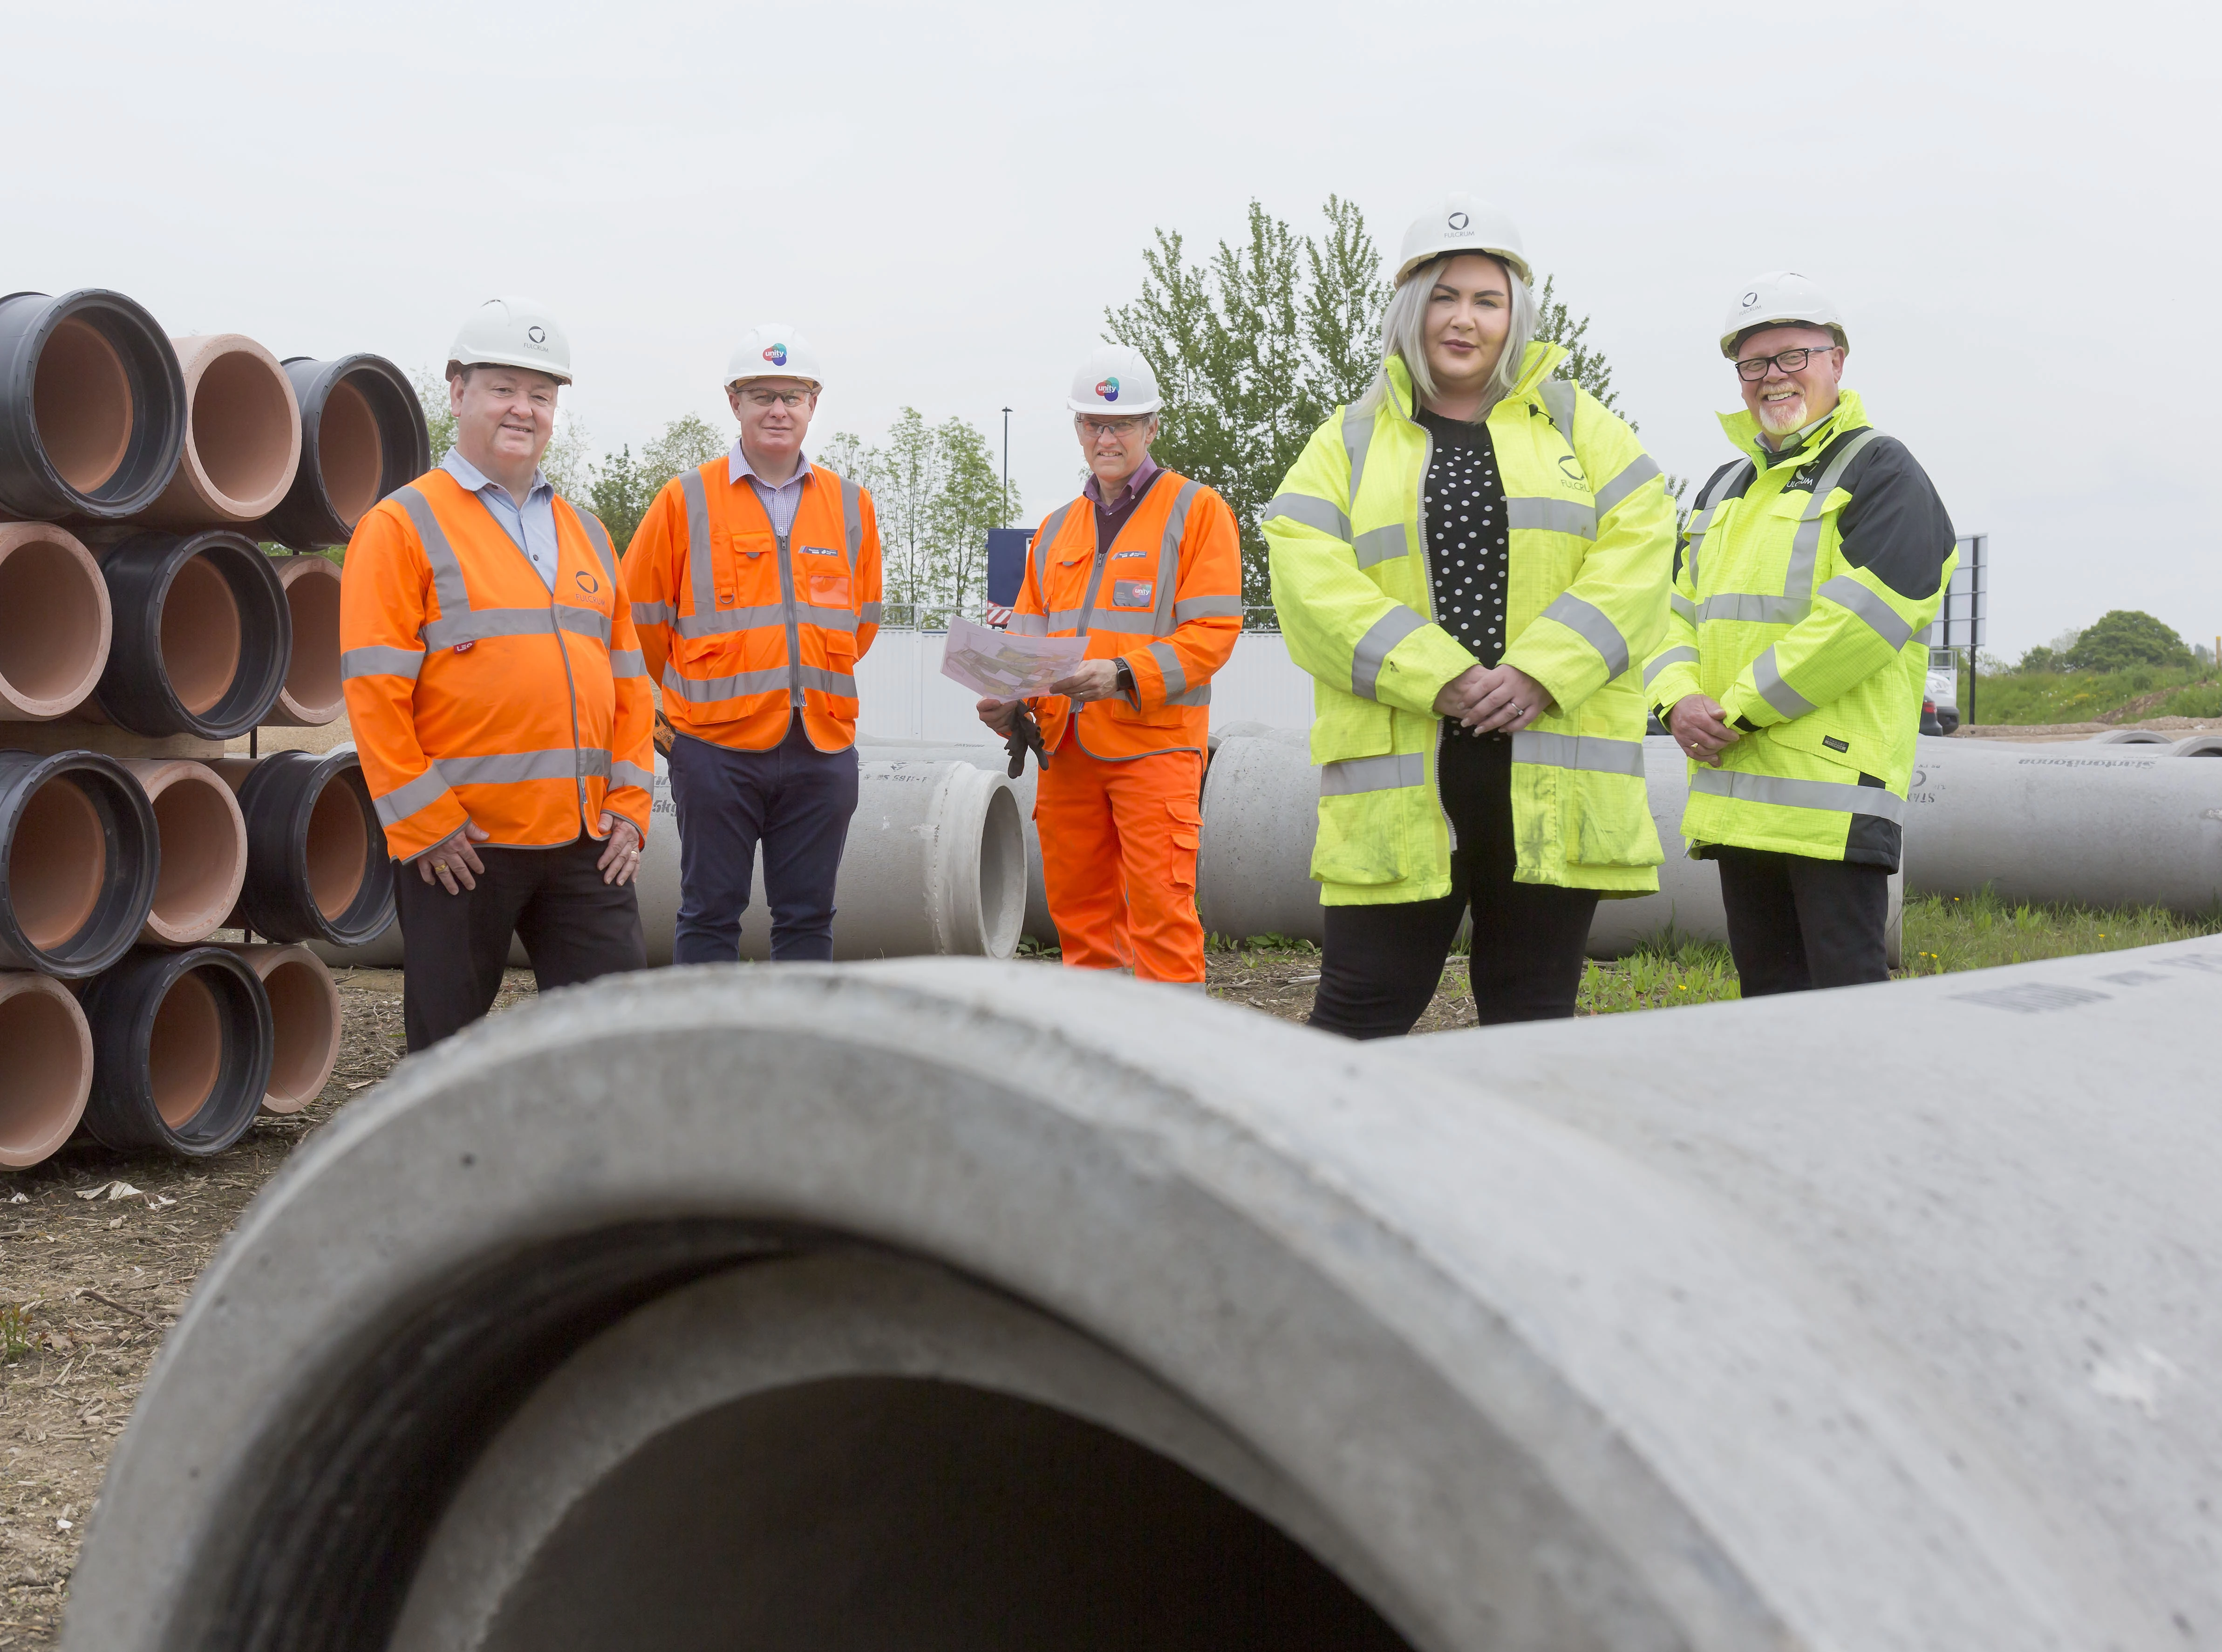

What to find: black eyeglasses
left=1735, top=346, right=1839, bottom=382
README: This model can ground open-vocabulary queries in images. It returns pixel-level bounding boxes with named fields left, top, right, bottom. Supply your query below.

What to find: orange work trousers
left=1034, top=738, right=1205, bottom=983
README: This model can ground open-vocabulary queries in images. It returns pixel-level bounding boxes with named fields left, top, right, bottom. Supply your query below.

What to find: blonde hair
left=1355, top=253, right=1536, bottom=420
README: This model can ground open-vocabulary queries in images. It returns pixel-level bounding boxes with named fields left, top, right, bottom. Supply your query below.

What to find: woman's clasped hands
left=1432, top=662, right=1552, bottom=734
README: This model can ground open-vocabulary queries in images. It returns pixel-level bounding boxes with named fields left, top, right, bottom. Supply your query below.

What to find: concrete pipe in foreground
left=1904, top=733, right=2222, bottom=910
left=121, top=759, right=248, bottom=946
left=0, top=288, right=186, bottom=522
left=257, top=355, right=429, bottom=551
left=1197, top=726, right=1900, bottom=963
left=0, top=748, right=159, bottom=977
left=263, top=554, right=345, bottom=725
left=216, top=943, right=341, bottom=1113
left=65, top=941, right=2222, bottom=1650
left=0, top=522, right=112, bottom=720
left=0, top=971, right=94, bottom=1169
left=139, top=334, right=302, bottom=528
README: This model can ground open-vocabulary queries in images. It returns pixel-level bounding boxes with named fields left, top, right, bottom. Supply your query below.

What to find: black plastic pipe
left=0, top=749, right=159, bottom=977
left=233, top=749, right=395, bottom=946
left=79, top=945, right=272, bottom=1158
left=0, top=289, right=186, bottom=521
left=257, top=355, right=429, bottom=550
left=92, top=529, right=291, bottom=738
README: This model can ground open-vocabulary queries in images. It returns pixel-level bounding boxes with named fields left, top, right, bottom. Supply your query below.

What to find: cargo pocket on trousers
left=1168, top=799, right=1201, bottom=893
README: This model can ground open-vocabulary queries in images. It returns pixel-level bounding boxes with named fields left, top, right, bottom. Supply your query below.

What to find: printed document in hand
left=939, top=615, right=1087, bottom=701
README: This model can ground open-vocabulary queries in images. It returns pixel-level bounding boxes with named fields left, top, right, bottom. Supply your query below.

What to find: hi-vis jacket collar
left=1380, top=339, right=1570, bottom=424
left=1718, top=389, right=1871, bottom=472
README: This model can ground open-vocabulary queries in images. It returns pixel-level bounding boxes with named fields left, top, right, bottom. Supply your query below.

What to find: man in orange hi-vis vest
left=976, top=345, right=1242, bottom=984
left=625, top=324, right=883, bottom=963
left=341, top=298, right=654, bottom=1051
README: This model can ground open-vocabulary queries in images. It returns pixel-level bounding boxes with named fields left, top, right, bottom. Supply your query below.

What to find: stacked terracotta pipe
left=0, top=286, right=423, bottom=1170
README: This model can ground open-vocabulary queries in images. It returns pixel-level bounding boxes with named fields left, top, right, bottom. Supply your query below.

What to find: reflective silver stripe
left=1670, top=593, right=1697, bottom=622
left=1785, top=427, right=1885, bottom=604
left=372, top=765, right=450, bottom=827
left=1506, top=497, right=1598, bottom=540
left=1172, top=594, right=1241, bottom=622
left=610, top=761, right=655, bottom=793
left=1691, top=766, right=1907, bottom=824
left=422, top=607, right=562, bottom=648
left=394, top=486, right=471, bottom=628
left=840, top=474, right=863, bottom=561
left=1643, top=645, right=1698, bottom=688
left=1511, top=730, right=1646, bottom=778
left=1261, top=491, right=1349, bottom=539
left=673, top=604, right=786, bottom=639
left=341, top=645, right=424, bottom=681
left=443, top=747, right=611, bottom=787
left=680, top=468, right=716, bottom=624
left=1353, top=524, right=1408, bottom=568
left=1342, top=407, right=1377, bottom=509
left=1166, top=683, right=1211, bottom=707
left=1045, top=607, right=1087, bottom=631
left=1683, top=459, right=1753, bottom=589
left=607, top=649, right=647, bottom=678
left=555, top=605, right=611, bottom=645
left=1538, top=592, right=1630, bottom=678
left=1539, top=377, right=1576, bottom=446
left=1320, top=751, right=1426, bottom=797
left=1086, top=606, right=1176, bottom=636
left=571, top=504, right=617, bottom=583
left=1351, top=605, right=1427, bottom=701
left=1817, top=575, right=1915, bottom=650
left=1145, top=641, right=1186, bottom=699
left=1152, top=479, right=1203, bottom=641
left=859, top=601, right=883, bottom=626
left=1752, top=647, right=1819, bottom=720
left=631, top=601, right=675, bottom=627
left=1027, top=500, right=1082, bottom=620
left=1698, top=592, right=1808, bottom=626
left=1593, top=453, right=1662, bottom=515
left=662, top=662, right=790, bottom=703
left=1009, top=612, right=1049, bottom=636
left=796, top=664, right=856, bottom=697
left=797, top=603, right=859, bottom=634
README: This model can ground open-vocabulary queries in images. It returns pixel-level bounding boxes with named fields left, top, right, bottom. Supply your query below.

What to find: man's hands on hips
left=418, top=819, right=491, bottom=894
left=1667, top=694, right=1740, bottom=766
left=596, top=812, right=643, bottom=887
left=1050, top=659, right=1122, bottom=703
left=1433, top=664, right=1553, bottom=734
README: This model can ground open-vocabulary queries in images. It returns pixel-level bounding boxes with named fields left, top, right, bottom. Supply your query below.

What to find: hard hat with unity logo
left=726, top=323, right=824, bottom=390
left=1066, top=344, right=1163, bottom=416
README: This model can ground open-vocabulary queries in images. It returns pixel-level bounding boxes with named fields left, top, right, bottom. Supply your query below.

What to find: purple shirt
left=1084, top=452, right=1159, bottom=511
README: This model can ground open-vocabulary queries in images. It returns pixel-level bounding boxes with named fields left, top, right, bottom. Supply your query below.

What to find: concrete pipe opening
left=160, top=551, right=244, bottom=717
left=0, top=972, right=93, bottom=1169
left=123, top=759, right=247, bottom=945
left=34, top=316, right=133, bottom=494
left=145, top=335, right=302, bottom=526
left=9, top=774, right=106, bottom=951
left=317, top=378, right=385, bottom=528
left=218, top=943, right=340, bottom=1113
left=0, top=524, right=111, bottom=720
left=268, top=555, right=344, bottom=725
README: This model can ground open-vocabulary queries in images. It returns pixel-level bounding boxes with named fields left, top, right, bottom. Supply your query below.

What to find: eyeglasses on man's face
left=741, top=388, right=812, bottom=409
left=1078, top=416, right=1149, bottom=439
left=1735, top=346, right=1840, bottom=382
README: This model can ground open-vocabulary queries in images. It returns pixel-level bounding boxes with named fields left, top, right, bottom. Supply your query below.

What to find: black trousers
left=394, top=832, right=646, bottom=1052
left=666, top=719, right=860, bottom=964
left=1310, top=733, right=1599, bottom=1040
left=1711, top=846, right=1890, bottom=996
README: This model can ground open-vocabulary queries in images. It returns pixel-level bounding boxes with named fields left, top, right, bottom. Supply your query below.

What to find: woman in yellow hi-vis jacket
left=1262, top=195, right=1677, bottom=1037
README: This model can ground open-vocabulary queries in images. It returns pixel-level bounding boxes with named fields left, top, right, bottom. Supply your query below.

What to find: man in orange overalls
left=976, top=346, right=1242, bottom=984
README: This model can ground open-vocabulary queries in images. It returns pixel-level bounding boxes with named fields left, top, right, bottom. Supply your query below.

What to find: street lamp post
left=1001, top=406, right=1012, bottom=523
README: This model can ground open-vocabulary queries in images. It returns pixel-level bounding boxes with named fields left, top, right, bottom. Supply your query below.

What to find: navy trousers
left=667, top=718, right=859, bottom=964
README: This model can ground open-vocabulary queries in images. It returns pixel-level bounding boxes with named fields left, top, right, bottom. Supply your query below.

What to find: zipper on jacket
left=1404, top=405, right=1458, bottom=852
left=478, top=493, right=593, bottom=835
left=775, top=525, right=804, bottom=711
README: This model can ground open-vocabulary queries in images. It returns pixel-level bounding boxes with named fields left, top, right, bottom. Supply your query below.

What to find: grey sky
left=9, top=0, right=2215, bottom=656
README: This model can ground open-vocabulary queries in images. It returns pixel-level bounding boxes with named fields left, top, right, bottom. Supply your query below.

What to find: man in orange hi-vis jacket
left=976, top=345, right=1242, bottom=985
left=624, top=323, right=883, bottom=963
left=341, top=298, right=654, bottom=1051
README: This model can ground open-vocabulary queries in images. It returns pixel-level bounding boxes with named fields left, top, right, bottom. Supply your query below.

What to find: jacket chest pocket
left=797, top=547, right=851, bottom=610
left=1049, top=554, right=1092, bottom=615
left=1110, top=578, right=1154, bottom=610
left=712, top=529, right=782, bottom=609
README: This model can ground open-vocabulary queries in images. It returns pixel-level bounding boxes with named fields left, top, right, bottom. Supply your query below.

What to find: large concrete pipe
left=2087, top=727, right=2173, bottom=745
left=0, top=748, right=159, bottom=977
left=216, top=942, right=341, bottom=1114
left=264, top=554, right=345, bottom=725
left=0, top=288, right=186, bottom=522
left=78, top=945, right=272, bottom=1157
left=87, top=529, right=291, bottom=738
left=138, top=334, right=303, bottom=528
left=212, top=750, right=394, bottom=946
left=859, top=735, right=1054, bottom=942
left=0, top=521, right=111, bottom=720
left=1904, top=733, right=2222, bottom=909
left=258, top=355, right=430, bottom=550
left=0, top=970, right=93, bottom=1169
left=1197, top=727, right=1900, bottom=963
left=66, top=942, right=2222, bottom=1650
left=2172, top=734, right=2222, bottom=756
left=122, top=758, right=248, bottom=946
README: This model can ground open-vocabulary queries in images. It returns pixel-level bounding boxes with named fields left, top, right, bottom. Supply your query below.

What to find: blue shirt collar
left=442, top=447, right=552, bottom=501
left=729, top=440, right=811, bottom=490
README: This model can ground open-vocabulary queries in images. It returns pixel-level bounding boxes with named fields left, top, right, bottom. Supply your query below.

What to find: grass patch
left=1, top=1301, right=33, bottom=1365
left=1900, top=890, right=2222, bottom=974
left=1960, top=662, right=2217, bottom=725
left=1580, top=935, right=1741, bottom=1014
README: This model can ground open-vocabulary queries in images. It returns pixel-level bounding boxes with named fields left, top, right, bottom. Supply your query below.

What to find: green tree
left=924, top=416, right=1021, bottom=623
left=413, top=368, right=457, bottom=465
left=592, top=415, right=730, bottom=554
left=2062, top=610, right=2193, bottom=672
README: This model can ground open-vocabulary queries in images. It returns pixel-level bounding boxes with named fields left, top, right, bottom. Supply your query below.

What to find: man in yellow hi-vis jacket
left=1643, top=272, right=1956, bottom=994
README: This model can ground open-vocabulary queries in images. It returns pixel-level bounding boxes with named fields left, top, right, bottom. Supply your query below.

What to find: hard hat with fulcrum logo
left=1719, top=272, right=1849, bottom=358
left=447, top=296, right=574, bottom=384
left=1067, top=344, right=1162, bottom=416
left=1394, top=193, right=1532, bottom=287
left=726, top=323, right=824, bottom=390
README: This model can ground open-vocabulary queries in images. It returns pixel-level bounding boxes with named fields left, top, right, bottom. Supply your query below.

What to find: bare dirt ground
left=1, top=949, right=1404, bottom=1645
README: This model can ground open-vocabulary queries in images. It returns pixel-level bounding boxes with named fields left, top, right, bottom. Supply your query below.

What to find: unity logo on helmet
left=763, top=343, right=789, bottom=367
left=1096, top=377, right=1119, bottom=403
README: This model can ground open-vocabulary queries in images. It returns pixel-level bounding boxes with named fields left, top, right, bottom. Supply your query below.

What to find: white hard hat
left=447, top=297, right=572, bottom=385
left=1067, top=345, right=1162, bottom=416
left=1720, top=272, right=1849, bottom=358
left=726, top=323, right=823, bottom=389
left=1394, top=193, right=1532, bottom=287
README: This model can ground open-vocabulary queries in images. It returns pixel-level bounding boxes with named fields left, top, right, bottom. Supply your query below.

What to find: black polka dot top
left=1416, top=408, right=1510, bottom=736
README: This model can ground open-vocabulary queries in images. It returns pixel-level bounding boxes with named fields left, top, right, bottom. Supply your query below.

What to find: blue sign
left=986, top=528, right=1031, bottom=608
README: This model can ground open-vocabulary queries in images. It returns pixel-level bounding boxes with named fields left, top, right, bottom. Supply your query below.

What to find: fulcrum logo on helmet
left=1096, top=376, right=1119, bottom=402
left=763, top=342, right=789, bottom=367
left=1447, top=212, right=1469, bottom=231
left=527, top=325, right=547, bottom=345
left=1741, top=291, right=1759, bottom=308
